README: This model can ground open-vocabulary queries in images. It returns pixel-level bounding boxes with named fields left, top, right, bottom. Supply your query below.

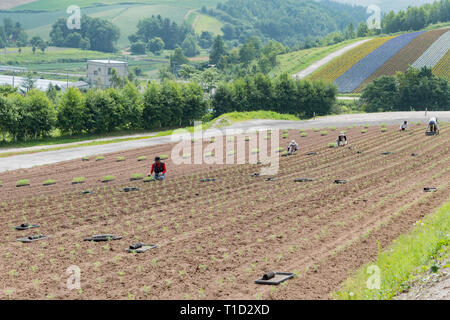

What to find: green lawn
left=335, top=199, right=450, bottom=300
left=270, top=38, right=366, bottom=77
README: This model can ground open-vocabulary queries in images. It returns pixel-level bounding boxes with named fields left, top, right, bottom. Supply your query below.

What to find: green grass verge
left=335, top=200, right=450, bottom=300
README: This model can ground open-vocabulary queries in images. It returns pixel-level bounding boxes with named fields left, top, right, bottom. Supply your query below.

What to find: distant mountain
left=331, top=0, right=437, bottom=12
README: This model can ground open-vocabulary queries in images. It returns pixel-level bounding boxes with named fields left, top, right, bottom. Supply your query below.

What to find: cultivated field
left=0, top=123, right=449, bottom=299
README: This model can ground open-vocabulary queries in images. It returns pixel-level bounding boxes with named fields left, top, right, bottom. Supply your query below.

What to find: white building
left=87, top=59, right=128, bottom=88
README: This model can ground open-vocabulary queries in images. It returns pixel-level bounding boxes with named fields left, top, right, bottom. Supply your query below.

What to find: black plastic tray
left=255, top=272, right=295, bottom=285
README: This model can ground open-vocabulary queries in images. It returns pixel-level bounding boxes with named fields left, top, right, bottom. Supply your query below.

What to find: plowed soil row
left=355, top=28, right=450, bottom=93
left=0, top=124, right=448, bottom=300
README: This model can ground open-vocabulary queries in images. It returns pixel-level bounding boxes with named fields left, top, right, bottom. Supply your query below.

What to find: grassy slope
left=335, top=199, right=450, bottom=300
left=270, top=38, right=364, bottom=77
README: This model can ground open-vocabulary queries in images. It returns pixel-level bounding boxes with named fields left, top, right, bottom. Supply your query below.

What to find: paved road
left=292, top=39, right=372, bottom=79
left=1, top=111, right=449, bottom=173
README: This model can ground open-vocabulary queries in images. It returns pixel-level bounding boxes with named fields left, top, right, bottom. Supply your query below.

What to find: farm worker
left=336, top=132, right=348, bottom=146
left=150, top=156, right=166, bottom=180
left=400, top=121, right=408, bottom=131
left=287, top=140, right=298, bottom=155
left=427, top=117, right=439, bottom=134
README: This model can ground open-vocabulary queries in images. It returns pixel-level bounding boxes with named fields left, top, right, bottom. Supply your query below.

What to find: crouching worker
left=427, top=117, right=439, bottom=134
left=336, top=132, right=348, bottom=146
left=288, top=140, right=298, bottom=155
left=150, top=156, right=166, bottom=180
left=400, top=121, right=408, bottom=131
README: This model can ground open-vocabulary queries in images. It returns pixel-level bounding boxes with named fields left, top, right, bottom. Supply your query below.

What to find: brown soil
left=355, top=28, right=450, bottom=93
left=0, top=124, right=449, bottom=300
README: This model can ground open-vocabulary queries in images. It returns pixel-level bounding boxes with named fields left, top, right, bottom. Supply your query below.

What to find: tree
left=22, top=90, right=56, bottom=140
left=170, top=48, right=189, bottom=75
left=20, top=72, right=36, bottom=93
left=130, top=41, right=146, bottom=55
left=121, top=83, right=143, bottom=129
left=181, top=34, right=200, bottom=57
left=361, top=76, right=399, bottom=112
left=64, top=32, right=82, bottom=48
left=57, top=87, right=86, bottom=136
left=147, top=37, right=165, bottom=55
left=181, top=81, right=206, bottom=125
left=199, top=31, right=214, bottom=49
left=142, top=82, right=166, bottom=128
left=84, top=89, right=121, bottom=133
left=212, top=82, right=234, bottom=117
left=344, top=23, right=355, bottom=40
left=38, top=41, right=48, bottom=54
left=209, top=35, right=226, bottom=66
left=356, top=22, right=369, bottom=37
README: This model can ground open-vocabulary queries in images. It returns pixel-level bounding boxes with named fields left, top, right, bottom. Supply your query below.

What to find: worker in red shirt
left=150, top=156, right=166, bottom=180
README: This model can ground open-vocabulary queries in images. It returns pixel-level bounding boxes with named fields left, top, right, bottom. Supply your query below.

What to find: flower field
left=308, top=36, right=395, bottom=83
left=308, top=28, right=450, bottom=93
left=335, top=31, right=425, bottom=93
left=433, top=49, right=450, bottom=80
left=412, top=30, right=450, bottom=69
left=0, top=123, right=449, bottom=299
left=354, top=28, right=450, bottom=93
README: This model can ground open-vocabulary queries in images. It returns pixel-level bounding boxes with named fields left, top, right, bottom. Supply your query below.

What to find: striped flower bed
left=335, top=31, right=425, bottom=93
left=412, top=30, right=450, bottom=69
left=354, top=28, right=449, bottom=92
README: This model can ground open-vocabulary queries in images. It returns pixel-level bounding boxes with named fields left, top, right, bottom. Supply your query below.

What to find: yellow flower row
left=432, top=49, right=450, bottom=80
left=308, top=36, right=397, bottom=83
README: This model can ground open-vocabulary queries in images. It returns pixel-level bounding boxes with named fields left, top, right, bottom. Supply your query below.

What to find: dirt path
left=0, top=123, right=449, bottom=299
left=2, top=112, right=449, bottom=173
left=292, top=39, right=372, bottom=79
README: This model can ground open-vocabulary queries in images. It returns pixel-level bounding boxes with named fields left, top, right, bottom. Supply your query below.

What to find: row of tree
left=361, top=67, right=449, bottom=112
left=0, top=81, right=206, bottom=141
left=212, top=73, right=337, bottom=118
left=382, top=0, right=450, bottom=34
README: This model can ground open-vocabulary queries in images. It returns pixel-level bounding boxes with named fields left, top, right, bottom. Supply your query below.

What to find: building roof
left=88, top=60, right=128, bottom=64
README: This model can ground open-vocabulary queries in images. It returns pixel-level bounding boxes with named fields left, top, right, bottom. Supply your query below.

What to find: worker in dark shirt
left=150, top=156, right=166, bottom=180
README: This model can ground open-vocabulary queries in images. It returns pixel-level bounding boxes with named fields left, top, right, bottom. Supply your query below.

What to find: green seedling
left=101, top=175, right=115, bottom=183
left=137, top=156, right=147, bottom=161
left=117, top=156, right=126, bottom=162
left=95, top=156, right=105, bottom=161
left=160, top=154, right=169, bottom=160
left=16, top=179, right=30, bottom=187
left=72, top=177, right=85, bottom=184
left=130, top=173, right=143, bottom=181
left=43, top=179, right=56, bottom=186
left=321, top=131, right=328, bottom=136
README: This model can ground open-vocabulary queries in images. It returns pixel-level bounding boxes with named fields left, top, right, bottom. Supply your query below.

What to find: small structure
left=87, top=59, right=128, bottom=88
